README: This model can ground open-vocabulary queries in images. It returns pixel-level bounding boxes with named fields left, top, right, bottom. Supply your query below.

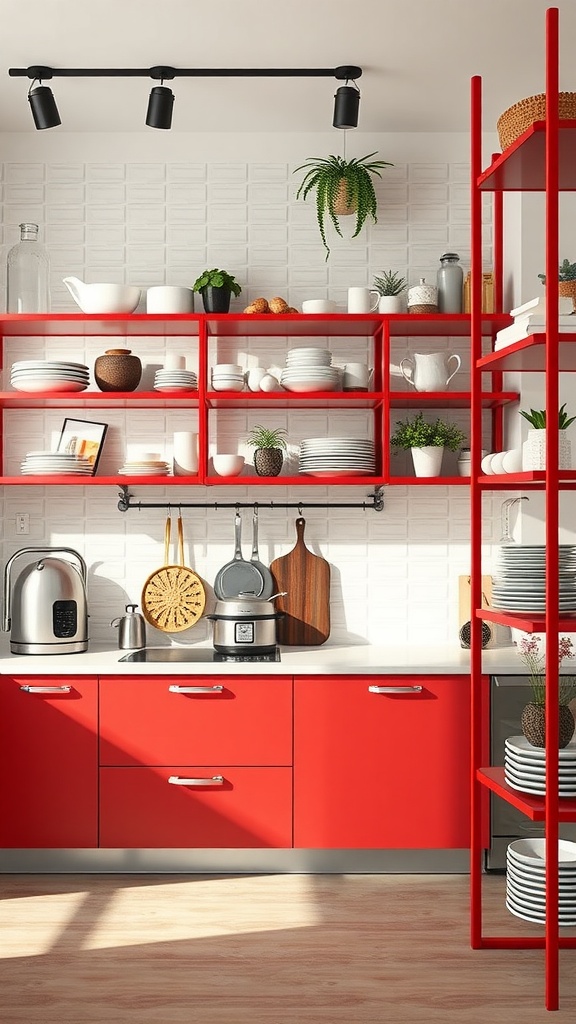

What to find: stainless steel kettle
left=3, top=547, right=88, bottom=655
left=111, top=603, right=146, bottom=650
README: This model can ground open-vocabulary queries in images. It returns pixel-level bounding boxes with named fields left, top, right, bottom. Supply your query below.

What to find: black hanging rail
left=117, top=485, right=384, bottom=513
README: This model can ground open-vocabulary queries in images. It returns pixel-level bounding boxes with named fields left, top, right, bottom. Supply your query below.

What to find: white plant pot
left=522, top=428, right=572, bottom=470
left=411, top=445, right=444, bottom=477
left=378, top=294, right=406, bottom=314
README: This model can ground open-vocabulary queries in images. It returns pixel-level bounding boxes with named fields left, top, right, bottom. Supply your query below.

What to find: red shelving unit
left=469, top=7, right=576, bottom=1009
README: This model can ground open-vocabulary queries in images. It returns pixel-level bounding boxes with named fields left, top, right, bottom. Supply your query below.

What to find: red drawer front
left=100, top=766, right=292, bottom=848
left=0, top=676, right=98, bottom=848
left=99, top=675, right=292, bottom=767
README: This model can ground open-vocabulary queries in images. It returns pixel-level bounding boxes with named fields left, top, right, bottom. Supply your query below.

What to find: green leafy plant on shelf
left=246, top=424, right=288, bottom=477
left=192, top=269, right=242, bottom=296
left=390, top=412, right=467, bottom=450
left=294, top=152, right=393, bottom=259
left=538, top=258, right=576, bottom=284
left=373, top=270, right=407, bottom=296
left=519, top=403, right=576, bottom=429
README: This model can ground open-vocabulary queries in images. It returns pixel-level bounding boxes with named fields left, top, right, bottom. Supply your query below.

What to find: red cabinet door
left=100, top=766, right=292, bottom=847
left=0, top=676, right=98, bottom=848
left=99, top=675, right=292, bottom=766
left=294, top=675, right=475, bottom=849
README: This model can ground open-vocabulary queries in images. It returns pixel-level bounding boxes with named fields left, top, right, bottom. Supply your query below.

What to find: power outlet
left=16, top=513, right=29, bottom=535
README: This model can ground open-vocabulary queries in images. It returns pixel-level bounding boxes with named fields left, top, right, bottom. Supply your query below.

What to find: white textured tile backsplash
left=0, top=151, right=506, bottom=649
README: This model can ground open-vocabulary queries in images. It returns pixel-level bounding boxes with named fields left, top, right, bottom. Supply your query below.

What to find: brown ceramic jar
left=94, top=349, right=142, bottom=392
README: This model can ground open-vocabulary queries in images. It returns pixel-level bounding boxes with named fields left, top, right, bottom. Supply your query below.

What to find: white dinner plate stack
left=118, top=459, right=170, bottom=476
left=154, top=369, right=197, bottom=392
left=280, top=347, right=341, bottom=393
left=10, top=360, right=90, bottom=393
left=506, top=838, right=576, bottom=925
left=20, top=451, right=94, bottom=475
left=492, top=544, right=576, bottom=612
left=299, top=437, right=376, bottom=477
left=504, top=735, right=576, bottom=796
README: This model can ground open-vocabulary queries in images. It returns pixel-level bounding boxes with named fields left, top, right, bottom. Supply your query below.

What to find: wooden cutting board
left=270, top=517, right=331, bottom=645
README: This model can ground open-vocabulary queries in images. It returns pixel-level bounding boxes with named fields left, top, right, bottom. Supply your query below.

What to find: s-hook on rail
left=116, top=484, right=385, bottom=513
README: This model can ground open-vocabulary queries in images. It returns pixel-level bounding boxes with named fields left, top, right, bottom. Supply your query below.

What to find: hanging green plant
left=294, top=152, right=393, bottom=259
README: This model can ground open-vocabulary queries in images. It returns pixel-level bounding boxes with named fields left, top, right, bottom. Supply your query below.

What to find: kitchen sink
left=118, top=647, right=281, bottom=663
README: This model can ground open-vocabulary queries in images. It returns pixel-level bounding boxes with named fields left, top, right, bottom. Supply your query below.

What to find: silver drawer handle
left=168, top=775, right=224, bottom=786
left=168, top=684, right=224, bottom=693
left=368, top=685, right=423, bottom=694
left=19, top=684, right=72, bottom=693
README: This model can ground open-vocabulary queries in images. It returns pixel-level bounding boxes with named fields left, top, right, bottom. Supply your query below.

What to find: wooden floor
left=0, top=873, right=575, bottom=1022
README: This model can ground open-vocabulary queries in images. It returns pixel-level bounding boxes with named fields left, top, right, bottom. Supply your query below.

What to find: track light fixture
left=9, top=63, right=363, bottom=130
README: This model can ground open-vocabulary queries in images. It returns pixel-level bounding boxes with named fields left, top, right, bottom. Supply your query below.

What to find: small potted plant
left=246, top=424, right=288, bottom=477
left=192, top=268, right=242, bottom=313
left=538, top=258, right=576, bottom=308
left=294, top=152, right=393, bottom=259
left=517, top=634, right=576, bottom=748
left=390, top=411, right=466, bottom=477
left=373, top=270, right=407, bottom=313
left=519, top=402, right=575, bottom=470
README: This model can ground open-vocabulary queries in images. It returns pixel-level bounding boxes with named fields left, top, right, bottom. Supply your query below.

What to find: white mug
left=347, top=287, right=379, bottom=314
left=302, top=299, right=337, bottom=314
left=164, top=353, right=186, bottom=370
left=173, top=432, right=198, bottom=476
left=343, top=363, right=370, bottom=390
left=147, top=286, right=195, bottom=314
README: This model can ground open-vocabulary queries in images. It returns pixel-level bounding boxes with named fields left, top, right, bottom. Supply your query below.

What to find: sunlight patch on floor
left=0, top=891, right=88, bottom=958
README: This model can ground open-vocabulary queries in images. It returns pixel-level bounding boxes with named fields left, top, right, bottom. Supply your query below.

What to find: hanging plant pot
left=520, top=701, right=576, bottom=749
left=254, top=448, right=284, bottom=477
left=332, top=179, right=357, bottom=217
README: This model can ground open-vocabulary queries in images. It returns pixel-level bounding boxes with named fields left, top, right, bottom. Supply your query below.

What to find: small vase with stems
left=517, top=634, right=576, bottom=748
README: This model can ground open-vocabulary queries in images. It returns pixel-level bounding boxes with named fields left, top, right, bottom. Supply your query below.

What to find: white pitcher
left=399, top=351, right=461, bottom=392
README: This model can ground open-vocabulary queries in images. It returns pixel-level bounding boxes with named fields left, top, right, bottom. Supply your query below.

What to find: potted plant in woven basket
left=373, top=269, right=407, bottom=313
left=246, top=424, right=288, bottom=477
left=390, top=411, right=466, bottom=478
left=517, top=634, right=576, bottom=748
left=294, top=152, right=393, bottom=259
left=538, top=258, right=576, bottom=309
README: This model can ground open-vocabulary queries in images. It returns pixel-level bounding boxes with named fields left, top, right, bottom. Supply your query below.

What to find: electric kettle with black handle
left=3, top=547, right=88, bottom=655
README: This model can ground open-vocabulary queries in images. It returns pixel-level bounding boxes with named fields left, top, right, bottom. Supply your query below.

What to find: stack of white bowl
left=211, top=364, right=245, bottom=392
left=506, top=838, right=576, bottom=925
left=280, top=348, right=341, bottom=393
left=154, top=368, right=197, bottom=392
left=11, top=359, right=90, bottom=393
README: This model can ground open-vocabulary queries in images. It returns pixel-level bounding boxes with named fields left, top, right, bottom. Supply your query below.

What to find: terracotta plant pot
left=558, top=279, right=576, bottom=310
left=254, top=448, right=284, bottom=477
left=332, top=179, right=357, bottom=217
left=520, top=701, right=575, bottom=749
left=94, top=349, right=142, bottom=392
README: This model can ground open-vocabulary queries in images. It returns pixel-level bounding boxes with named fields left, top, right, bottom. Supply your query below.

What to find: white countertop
left=0, top=640, right=531, bottom=676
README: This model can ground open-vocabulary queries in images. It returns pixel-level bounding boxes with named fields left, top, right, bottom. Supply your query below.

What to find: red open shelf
left=477, top=767, right=576, bottom=821
left=478, top=470, right=576, bottom=489
left=478, top=333, right=576, bottom=372
left=477, top=121, right=576, bottom=192
left=0, top=390, right=199, bottom=409
left=477, top=607, right=576, bottom=632
left=390, top=390, right=518, bottom=409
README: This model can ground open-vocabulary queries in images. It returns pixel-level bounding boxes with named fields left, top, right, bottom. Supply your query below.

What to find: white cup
left=343, top=363, right=370, bottom=390
left=164, top=353, right=186, bottom=370
left=302, top=299, right=337, bottom=314
left=347, top=287, right=379, bottom=314
left=247, top=367, right=268, bottom=391
left=146, top=286, right=195, bottom=314
left=173, top=432, right=198, bottom=476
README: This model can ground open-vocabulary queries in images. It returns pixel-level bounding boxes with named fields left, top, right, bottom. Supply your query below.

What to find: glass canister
left=6, top=222, right=51, bottom=313
left=437, top=252, right=463, bottom=313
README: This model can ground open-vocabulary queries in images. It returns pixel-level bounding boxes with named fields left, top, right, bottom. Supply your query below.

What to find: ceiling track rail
left=117, top=485, right=385, bottom=514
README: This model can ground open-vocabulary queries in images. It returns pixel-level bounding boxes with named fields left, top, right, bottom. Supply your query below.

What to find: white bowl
left=481, top=452, right=497, bottom=474
left=211, top=379, right=245, bottom=392
left=212, top=364, right=243, bottom=376
left=502, top=448, right=523, bottom=474
left=212, top=454, right=245, bottom=477
left=63, top=280, right=141, bottom=314
left=490, top=451, right=508, bottom=475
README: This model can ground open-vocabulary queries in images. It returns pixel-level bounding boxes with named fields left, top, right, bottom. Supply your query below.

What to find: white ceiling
left=1, top=0, right=575, bottom=135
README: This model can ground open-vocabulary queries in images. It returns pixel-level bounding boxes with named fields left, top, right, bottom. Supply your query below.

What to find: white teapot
left=399, top=351, right=461, bottom=393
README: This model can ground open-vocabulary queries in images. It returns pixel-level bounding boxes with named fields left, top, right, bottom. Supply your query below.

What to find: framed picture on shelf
left=57, top=417, right=108, bottom=475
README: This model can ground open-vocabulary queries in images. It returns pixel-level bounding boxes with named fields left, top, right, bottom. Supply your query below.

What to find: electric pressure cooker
left=206, top=592, right=286, bottom=655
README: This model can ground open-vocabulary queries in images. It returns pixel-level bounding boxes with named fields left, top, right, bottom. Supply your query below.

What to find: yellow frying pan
left=141, top=514, right=206, bottom=632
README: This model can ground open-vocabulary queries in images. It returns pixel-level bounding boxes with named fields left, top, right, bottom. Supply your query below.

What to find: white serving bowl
left=63, top=279, right=141, bottom=314
left=212, top=454, right=245, bottom=477
left=211, top=379, right=245, bottom=392
left=211, top=364, right=243, bottom=376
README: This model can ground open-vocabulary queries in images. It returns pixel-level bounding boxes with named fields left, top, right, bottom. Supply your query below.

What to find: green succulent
left=192, top=268, right=242, bottom=297
left=390, top=412, right=466, bottom=451
left=519, top=403, right=576, bottom=429
left=373, top=269, right=407, bottom=296
left=246, top=424, right=288, bottom=450
left=538, top=258, right=576, bottom=284
left=294, top=152, right=393, bottom=259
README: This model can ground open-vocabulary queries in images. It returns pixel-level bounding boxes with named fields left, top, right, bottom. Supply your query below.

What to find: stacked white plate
left=20, top=451, right=94, bottom=475
left=281, top=347, right=341, bottom=393
left=118, top=459, right=170, bottom=476
left=299, top=437, right=376, bottom=477
left=506, top=838, right=576, bottom=925
left=10, top=360, right=90, bottom=393
left=505, top=735, right=576, bottom=796
left=154, top=369, right=197, bottom=393
left=492, top=544, right=576, bottom=612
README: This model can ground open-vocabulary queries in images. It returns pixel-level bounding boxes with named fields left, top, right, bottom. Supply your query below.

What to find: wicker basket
left=497, top=92, right=576, bottom=151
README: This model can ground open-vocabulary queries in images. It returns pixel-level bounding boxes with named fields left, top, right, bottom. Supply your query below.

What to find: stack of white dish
left=210, top=364, right=245, bottom=392
left=280, top=348, right=341, bottom=393
left=20, top=451, right=93, bottom=475
left=506, top=838, right=576, bottom=926
left=118, top=458, right=170, bottom=476
left=11, top=360, right=90, bottom=393
left=299, top=437, right=376, bottom=477
left=492, top=544, right=576, bottom=612
left=505, top=735, right=576, bottom=796
left=154, top=368, right=197, bottom=393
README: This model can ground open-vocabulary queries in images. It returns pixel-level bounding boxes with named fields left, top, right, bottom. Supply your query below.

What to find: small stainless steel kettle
left=111, top=604, right=146, bottom=650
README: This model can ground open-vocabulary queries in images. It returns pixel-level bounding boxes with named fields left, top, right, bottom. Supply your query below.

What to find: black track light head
left=28, top=82, right=61, bottom=130
left=146, top=84, right=174, bottom=129
left=333, top=82, right=360, bottom=129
